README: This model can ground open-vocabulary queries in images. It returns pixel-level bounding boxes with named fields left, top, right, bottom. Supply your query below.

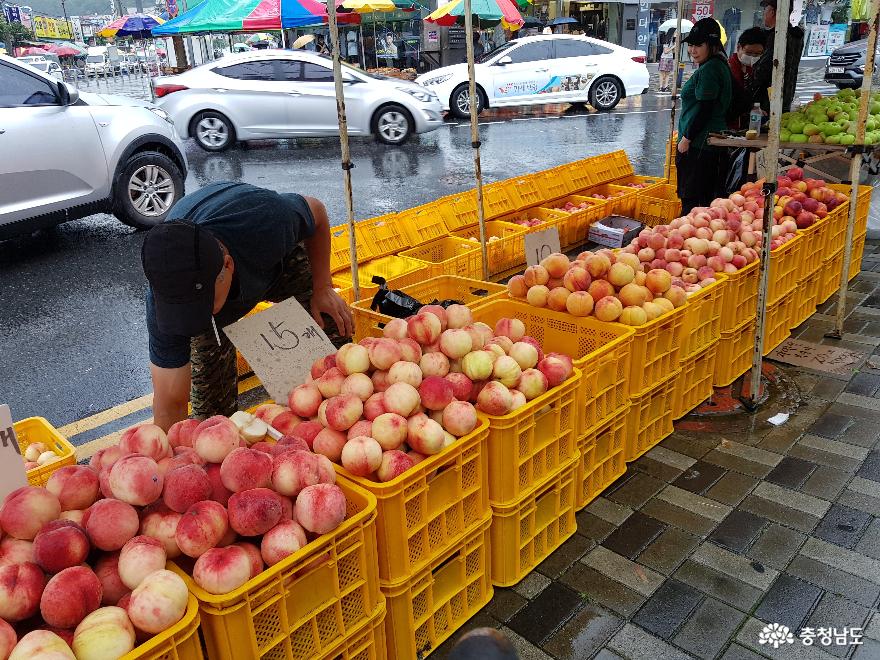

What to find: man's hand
left=311, top=285, right=354, bottom=337
left=678, top=136, right=691, bottom=154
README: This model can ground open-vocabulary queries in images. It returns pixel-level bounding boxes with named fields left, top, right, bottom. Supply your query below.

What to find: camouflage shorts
left=190, top=243, right=348, bottom=419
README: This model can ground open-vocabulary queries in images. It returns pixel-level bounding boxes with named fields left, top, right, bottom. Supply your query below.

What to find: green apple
left=840, top=134, right=856, bottom=145
left=789, top=133, right=809, bottom=143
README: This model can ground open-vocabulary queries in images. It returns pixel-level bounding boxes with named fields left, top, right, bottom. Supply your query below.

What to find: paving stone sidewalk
left=435, top=206, right=880, bottom=658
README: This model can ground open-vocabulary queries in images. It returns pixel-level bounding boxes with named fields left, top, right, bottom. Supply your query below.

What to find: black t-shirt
left=146, top=182, right=316, bottom=368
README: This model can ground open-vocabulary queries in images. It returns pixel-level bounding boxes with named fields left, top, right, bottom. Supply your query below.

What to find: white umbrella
left=659, top=18, right=692, bottom=33
left=292, top=34, right=315, bottom=49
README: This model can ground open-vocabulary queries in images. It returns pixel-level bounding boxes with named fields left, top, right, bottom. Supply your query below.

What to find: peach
left=167, top=418, right=200, bottom=449
left=382, top=317, right=408, bottom=339
left=159, top=464, right=211, bottom=513
left=406, top=414, right=445, bottom=455
left=270, top=411, right=301, bottom=436
left=438, top=328, right=473, bottom=360
left=94, top=552, right=129, bottom=606
left=233, top=541, right=264, bottom=578
left=371, top=369, right=391, bottom=393
left=383, top=382, right=421, bottom=417
left=323, top=395, right=363, bottom=435
left=664, top=285, right=687, bottom=307
left=417, top=351, right=449, bottom=378
left=377, top=450, right=414, bottom=482
left=192, top=546, right=251, bottom=595
left=82, top=499, right=139, bottom=551
left=587, top=279, right=615, bottom=304
left=259, top=520, right=307, bottom=567
left=253, top=403, right=287, bottom=424
left=272, top=451, right=335, bottom=497
left=442, top=401, right=478, bottom=437
left=508, top=342, right=539, bottom=370
left=40, top=566, right=102, bottom=629
left=347, top=420, right=373, bottom=440
left=8, top=631, right=74, bottom=660
left=287, top=384, right=323, bottom=418
left=407, top=313, right=442, bottom=346
left=72, top=606, right=135, bottom=660
left=218, top=448, right=272, bottom=494
left=287, top=420, right=321, bottom=449
left=88, top=446, right=125, bottom=473
left=127, top=570, right=188, bottom=634
left=522, top=265, right=549, bottom=288
left=312, top=428, right=347, bottom=462
left=526, top=284, right=550, bottom=307
left=0, top=487, right=61, bottom=540
left=538, top=354, right=574, bottom=388
left=484, top=343, right=505, bottom=360
left=109, top=455, right=163, bottom=506
left=445, top=304, right=472, bottom=329
left=139, top=502, right=182, bottom=559
left=398, top=337, right=423, bottom=363
left=492, top=355, right=522, bottom=388
left=161, top=449, right=203, bottom=476
left=118, top=535, right=167, bottom=590
left=476, top=381, right=514, bottom=416
left=420, top=304, right=448, bottom=330
left=368, top=339, right=403, bottom=371
left=33, top=520, right=90, bottom=574
left=546, top=287, right=570, bottom=312
left=45, top=466, right=100, bottom=512
left=0, top=619, right=14, bottom=660
left=445, top=373, right=473, bottom=400
left=488, top=336, right=513, bottom=353
left=461, top=351, right=494, bottom=381
left=175, top=500, right=228, bottom=558
left=341, top=373, right=374, bottom=402
left=227, top=488, right=282, bottom=537
left=315, top=367, right=346, bottom=399
left=0, top=562, right=46, bottom=621
left=594, top=296, right=623, bottom=322
left=416, top=375, right=453, bottom=411
left=341, top=437, right=383, bottom=476
left=295, top=484, right=346, bottom=535
left=518, top=369, right=549, bottom=400
left=386, top=361, right=422, bottom=390
left=119, top=424, right=169, bottom=461
left=645, top=269, right=672, bottom=294
left=335, top=343, right=370, bottom=375
left=368, top=413, right=406, bottom=451
left=541, top=252, right=570, bottom=278
left=0, top=537, right=34, bottom=566
left=193, top=416, right=240, bottom=464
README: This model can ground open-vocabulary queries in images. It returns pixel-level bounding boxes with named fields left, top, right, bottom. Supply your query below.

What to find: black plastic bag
left=725, top=147, right=750, bottom=196
left=370, top=276, right=423, bottom=319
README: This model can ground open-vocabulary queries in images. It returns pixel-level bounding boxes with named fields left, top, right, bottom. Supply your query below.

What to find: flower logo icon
left=759, top=623, right=795, bottom=648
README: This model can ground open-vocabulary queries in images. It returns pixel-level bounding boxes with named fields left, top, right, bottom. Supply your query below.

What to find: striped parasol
left=426, top=0, right=523, bottom=28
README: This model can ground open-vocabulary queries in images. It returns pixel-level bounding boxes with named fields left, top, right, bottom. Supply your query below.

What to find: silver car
left=0, top=55, right=187, bottom=238
left=155, top=50, right=444, bottom=151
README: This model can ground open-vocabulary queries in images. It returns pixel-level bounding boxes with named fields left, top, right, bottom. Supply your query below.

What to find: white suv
left=0, top=55, right=187, bottom=239
left=417, top=34, right=649, bottom=118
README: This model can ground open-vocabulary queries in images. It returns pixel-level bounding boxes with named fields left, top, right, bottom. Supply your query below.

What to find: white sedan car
left=416, top=34, right=649, bottom=118
left=155, top=50, right=444, bottom=150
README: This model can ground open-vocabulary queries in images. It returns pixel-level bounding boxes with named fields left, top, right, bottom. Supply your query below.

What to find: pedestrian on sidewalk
left=675, top=18, right=732, bottom=214
left=727, top=27, right=767, bottom=128
left=141, top=182, right=354, bottom=430
left=746, top=0, right=805, bottom=114
left=658, top=28, right=676, bottom=92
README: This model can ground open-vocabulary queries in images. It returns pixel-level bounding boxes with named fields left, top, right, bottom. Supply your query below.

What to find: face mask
left=738, top=53, right=760, bottom=66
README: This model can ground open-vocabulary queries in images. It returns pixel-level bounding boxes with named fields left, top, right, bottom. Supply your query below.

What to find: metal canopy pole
left=830, top=0, right=879, bottom=338
left=327, top=0, right=360, bottom=302
left=463, top=0, right=489, bottom=280
left=665, top=0, right=685, bottom=183
left=748, top=0, right=791, bottom=403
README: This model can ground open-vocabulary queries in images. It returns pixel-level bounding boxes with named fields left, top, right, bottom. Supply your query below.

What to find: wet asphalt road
left=0, top=78, right=832, bottom=425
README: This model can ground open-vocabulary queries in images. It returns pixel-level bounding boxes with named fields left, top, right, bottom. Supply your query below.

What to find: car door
left=273, top=59, right=342, bottom=136
left=489, top=40, right=556, bottom=105
left=210, top=59, right=293, bottom=137
left=0, top=60, right=109, bottom=225
left=551, top=38, right=605, bottom=102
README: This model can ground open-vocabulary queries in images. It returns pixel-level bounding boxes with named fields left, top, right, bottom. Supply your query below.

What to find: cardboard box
left=588, top=216, right=643, bottom=249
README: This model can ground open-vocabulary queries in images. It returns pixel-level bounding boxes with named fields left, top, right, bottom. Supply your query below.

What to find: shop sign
left=636, top=0, right=651, bottom=51
left=0, top=405, right=28, bottom=501
left=3, top=5, right=21, bottom=24
left=33, top=16, right=73, bottom=40
left=427, top=30, right=438, bottom=43
left=827, top=24, right=847, bottom=52
left=807, top=24, right=828, bottom=56
left=691, top=0, right=713, bottom=21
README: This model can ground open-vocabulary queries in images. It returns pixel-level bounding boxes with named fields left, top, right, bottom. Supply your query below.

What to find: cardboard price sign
left=524, top=226, right=561, bottom=266
left=0, top=405, right=29, bottom=500
left=223, top=297, right=337, bottom=404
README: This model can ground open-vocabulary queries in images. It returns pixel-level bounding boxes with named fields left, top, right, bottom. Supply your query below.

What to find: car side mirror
left=496, top=55, right=512, bottom=66
left=57, top=81, right=80, bottom=106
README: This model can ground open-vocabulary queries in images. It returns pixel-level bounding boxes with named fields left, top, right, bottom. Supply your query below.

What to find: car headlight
left=148, top=107, right=173, bottom=125
left=397, top=86, right=437, bottom=103
left=420, top=73, right=453, bottom=87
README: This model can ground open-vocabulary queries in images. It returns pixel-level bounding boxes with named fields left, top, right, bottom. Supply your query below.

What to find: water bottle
left=748, top=103, right=762, bottom=133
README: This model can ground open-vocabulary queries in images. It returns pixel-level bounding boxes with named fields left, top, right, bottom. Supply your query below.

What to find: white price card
left=524, top=226, right=562, bottom=267
left=223, top=297, right=337, bottom=405
left=0, top=405, right=29, bottom=500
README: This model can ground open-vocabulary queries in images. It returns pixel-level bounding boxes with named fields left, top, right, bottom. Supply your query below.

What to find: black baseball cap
left=142, top=221, right=224, bottom=336
left=684, top=17, right=723, bottom=45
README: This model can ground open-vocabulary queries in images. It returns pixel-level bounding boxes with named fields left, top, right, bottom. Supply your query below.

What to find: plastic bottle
left=749, top=103, right=762, bottom=133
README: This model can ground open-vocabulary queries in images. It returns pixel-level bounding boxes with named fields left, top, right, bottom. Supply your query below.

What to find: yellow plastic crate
left=672, top=344, right=717, bottom=420
left=125, top=595, right=203, bottom=660
left=790, top=270, right=819, bottom=330
left=507, top=173, right=548, bottom=210
left=489, top=457, right=578, bottom=587
left=397, top=205, right=448, bottom=247
left=720, top=260, right=759, bottom=332
left=452, top=221, right=529, bottom=276
left=617, top=302, right=687, bottom=398
left=849, top=231, right=868, bottom=281
left=482, top=180, right=522, bottom=219
left=336, top=286, right=355, bottom=305
left=575, top=408, right=627, bottom=510
left=829, top=183, right=872, bottom=237
left=329, top=223, right=373, bottom=274
left=625, top=371, right=678, bottom=462
left=352, top=276, right=508, bottom=341
left=472, top=300, right=634, bottom=439
left=612, top=174, right=665, bottom=194
left=633, top=185, right=683, bottom=227
left=797, top=216, right=831, bottom=277
left=495, top=207, right=566, bottom=236
left=581, top=183, right=639, bottom=217
left=713, top=317, right=756, bottom=387
left=15, top=417, right=76, bottom=487
left=400, top=235, right=483, bottom=280
left=356, top=213, right=408, bottom=260
left=680, top=274, right=726, bottom=361
left=533, top=164, right=570, bottom=202
left=825, top=202, right=850, bottom=254
left=543, top=195, right=610, bottom=248
left=818, top=247, right=844, bottom=304
left=236, top=301, right=273, bottom=376
left=767, top=234, right=804, bottom=306
left=383, top=516, right=493, bottom=660
left=763, top=292, right=795, bottom=356
left=331, top=255, right=430, bottom=303
left=169, top=479, right=381, bottom=660
left=334, top=418, right=488, bottom=585
left=436, top=190, right=478, bottom=232
left=571, top=150, right=634, bottom=188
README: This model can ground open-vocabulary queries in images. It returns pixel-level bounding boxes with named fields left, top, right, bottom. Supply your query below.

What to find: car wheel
left=113, top=151, right=184, bottom=230
left=450, top=84, right=484, bottom=120
left=372, top=104, right=413, bottom=145
left=191, top=111, right=235, bottom=152
left=589, top=77, right=622, bottom=111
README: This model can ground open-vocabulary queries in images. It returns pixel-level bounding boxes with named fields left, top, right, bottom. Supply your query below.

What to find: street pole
left=463, top=0, right=488, bottom=280
left=748, top=0, right=790, bottom=404
left=665, top=0, right=685, bottom=185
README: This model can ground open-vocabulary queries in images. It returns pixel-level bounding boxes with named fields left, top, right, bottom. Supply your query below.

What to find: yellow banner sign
left=33, top=15, right=73, bottom=40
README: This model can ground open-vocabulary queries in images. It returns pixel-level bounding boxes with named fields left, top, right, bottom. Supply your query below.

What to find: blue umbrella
left=548, top=16, right=577, bottom=25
